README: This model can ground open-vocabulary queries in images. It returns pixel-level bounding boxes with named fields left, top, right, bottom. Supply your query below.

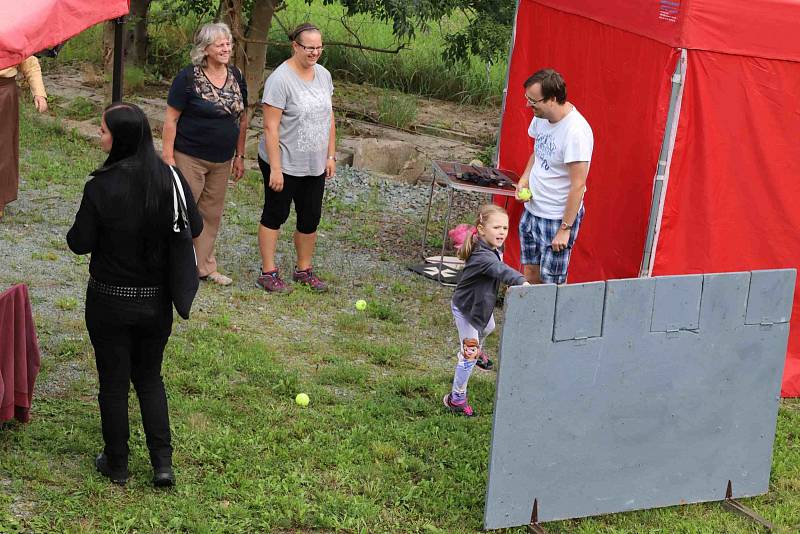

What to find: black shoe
left=95, top=453, right=128, bottom=486
left=152, top=467, right=175, bottom=488
left=476, top=356, right=494, bottom=371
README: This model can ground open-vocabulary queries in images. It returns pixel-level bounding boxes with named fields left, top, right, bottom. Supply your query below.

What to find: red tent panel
left=497, top=0, right=677, bottom=281
left=535, top=0, right=800, bottom=62
left=0, top=0, right=129, bottom=70
left=653, top=50, right=800, bottom=396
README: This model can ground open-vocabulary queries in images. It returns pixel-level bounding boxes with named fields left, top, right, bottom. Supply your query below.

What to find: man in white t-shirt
left=516, top=68, right=593, bottom=284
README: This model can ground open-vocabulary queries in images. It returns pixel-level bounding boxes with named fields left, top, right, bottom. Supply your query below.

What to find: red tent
left=0, top=0, right=129, bottom=70
left=498, top=0, right=800, bottom=397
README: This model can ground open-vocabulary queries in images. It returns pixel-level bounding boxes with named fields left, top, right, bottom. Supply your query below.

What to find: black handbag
left=168, top=166, right=199, bottom=319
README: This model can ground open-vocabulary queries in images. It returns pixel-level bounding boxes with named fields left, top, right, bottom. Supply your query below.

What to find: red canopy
left=0, top=0, right=129, bottom=70
left=498, top=0, right=800, bottom=396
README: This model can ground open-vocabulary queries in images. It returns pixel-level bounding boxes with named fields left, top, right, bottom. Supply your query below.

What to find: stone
left=352, top=138, right=428, bottom=184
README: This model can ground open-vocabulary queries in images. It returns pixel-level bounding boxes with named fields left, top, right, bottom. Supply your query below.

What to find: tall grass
left=51, top=0, right=508, bottom=106
left=267, top=1, right=507, bottom=106
left=376, top=91, right=418, bottom=128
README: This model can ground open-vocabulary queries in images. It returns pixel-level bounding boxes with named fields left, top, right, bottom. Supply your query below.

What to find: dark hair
left=96, top=102, right=174, bottom=261
left=523, top=68, right=567, bottom=105
left=288, top=22, right=320, bottom=43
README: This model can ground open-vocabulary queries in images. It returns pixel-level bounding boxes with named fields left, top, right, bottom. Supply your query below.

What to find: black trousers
left=85, top=286, right=174, bottom=471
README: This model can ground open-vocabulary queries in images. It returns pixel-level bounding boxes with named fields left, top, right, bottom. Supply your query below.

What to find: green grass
left=61, top=96, right=101, bottom=121
left=269, top=1, right=506, bottom=105
left=2, top=105, right=800, bottom=534
left=377, top=90, right=419, bottom=128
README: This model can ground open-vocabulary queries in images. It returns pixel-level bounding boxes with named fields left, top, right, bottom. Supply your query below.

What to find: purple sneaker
left=256, top=269, right=293, bottom=294
left=443, top=393, right=477, bottom=417
left=292, top=267, right=328, bottom=292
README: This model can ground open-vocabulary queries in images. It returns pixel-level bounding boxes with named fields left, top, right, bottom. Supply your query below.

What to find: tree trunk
left=102, top=21, right=116, bottom=104
left=221, top=0, right=277, bottom=116
left=242, top=0, right=277, bottom=109
left=127, top=0, right=151, bottom=66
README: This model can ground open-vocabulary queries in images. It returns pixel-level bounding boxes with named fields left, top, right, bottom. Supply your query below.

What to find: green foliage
left=475, top=141, right=497, bottom=166
left=267, top=1, right=507, bottom=104
left=376, top=90, right=418, bottom=128
left=146, top=1, right=203, bottom=78
left=52, top=24, right=104, bottom=64
left=124, top=65, right=147, bottom=92
left=62, top=96, right=100, bottom=121
left=441, top=0, right=515, bottom=66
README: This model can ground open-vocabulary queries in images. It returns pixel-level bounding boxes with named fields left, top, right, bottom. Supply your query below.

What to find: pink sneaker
left=292, top=267, right=328, bottom=292
left=443, top=393, right=477, bottom=417
left=256, top=269, right=293, bottom=294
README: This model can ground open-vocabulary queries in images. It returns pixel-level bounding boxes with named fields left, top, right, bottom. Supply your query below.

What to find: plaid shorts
left=519, top=207, right=584, bottom=284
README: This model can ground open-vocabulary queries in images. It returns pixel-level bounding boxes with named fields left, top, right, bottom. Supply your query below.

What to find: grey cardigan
left=452, top=238, right=527, bottom=330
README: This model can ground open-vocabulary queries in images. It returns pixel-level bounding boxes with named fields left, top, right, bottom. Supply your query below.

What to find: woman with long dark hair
left=67, top=103, right=202, bottom=487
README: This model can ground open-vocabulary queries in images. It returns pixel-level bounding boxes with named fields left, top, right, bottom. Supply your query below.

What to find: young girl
left=443, top=204, right=528, bottom=417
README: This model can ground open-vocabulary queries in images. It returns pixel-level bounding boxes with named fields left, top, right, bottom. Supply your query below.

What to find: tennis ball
left=295, top=393, right=310, bottom=407
left=355, top=299, right=367, bottom=311
left=517, top=187, right=532, bottom=201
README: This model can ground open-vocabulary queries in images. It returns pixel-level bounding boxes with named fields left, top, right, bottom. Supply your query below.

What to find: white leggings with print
left=450, top=302, right=495, bottom=404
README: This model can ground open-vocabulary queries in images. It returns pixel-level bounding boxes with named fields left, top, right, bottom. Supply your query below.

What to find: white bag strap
left=170, top=166, right=188, bottom=232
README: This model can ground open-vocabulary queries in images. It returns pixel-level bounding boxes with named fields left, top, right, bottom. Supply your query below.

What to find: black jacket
left=452, top=238, right=526, bottom=330
left=67, top=165, right=202, bottom=287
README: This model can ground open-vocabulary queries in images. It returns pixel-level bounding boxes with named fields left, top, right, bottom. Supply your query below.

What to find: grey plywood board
left=484, top=269, right=795, bottom=530
left=553, top=282, right=605, bottom=341
left=650, top=274, right=702, bottom=332
left=746, top=269, right=796, bottom=325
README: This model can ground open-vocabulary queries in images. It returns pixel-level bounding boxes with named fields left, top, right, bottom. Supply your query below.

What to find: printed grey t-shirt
left=258, top=62, right=333, bottom=176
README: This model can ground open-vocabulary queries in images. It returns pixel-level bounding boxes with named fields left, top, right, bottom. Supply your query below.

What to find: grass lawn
left=1, top=105, right=799, bottom=533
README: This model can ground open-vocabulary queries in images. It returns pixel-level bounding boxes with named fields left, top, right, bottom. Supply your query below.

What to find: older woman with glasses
left=255, top=22, right=336, bottom=294
left=162, top=22, right=248, bottom=286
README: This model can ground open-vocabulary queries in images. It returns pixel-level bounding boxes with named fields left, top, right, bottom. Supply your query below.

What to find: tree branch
left=234, top=35, right=407, bottom=54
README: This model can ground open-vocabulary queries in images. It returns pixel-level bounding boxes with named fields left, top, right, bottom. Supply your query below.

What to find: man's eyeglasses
left=525, top=94, right=547, bottom=105
left=295, top=43, right=324, bottom=53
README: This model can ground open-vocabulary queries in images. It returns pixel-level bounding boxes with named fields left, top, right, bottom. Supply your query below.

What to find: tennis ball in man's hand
left=355, top=299, right=367, bottom=311
left=517, top=187, right=532, bottom=201
left=295, top=393, right=310, bottom=407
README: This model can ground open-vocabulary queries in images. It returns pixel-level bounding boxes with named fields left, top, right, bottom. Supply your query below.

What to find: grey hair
left=190, top=22, right=233, bottom=67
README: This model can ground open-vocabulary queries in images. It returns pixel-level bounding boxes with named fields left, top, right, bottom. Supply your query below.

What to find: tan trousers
left=174, top=151, right=231, bottom=277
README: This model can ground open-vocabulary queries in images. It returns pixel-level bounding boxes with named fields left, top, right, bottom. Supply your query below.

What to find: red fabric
left=0, top=284, right=41, bottom=423
left=497, top=0, right=676, bottom=281
left=535, top=0, right=800, bottom=62
left=653, top=50, right=800, bottom=397
left=0, top=0, right=129, bottom=70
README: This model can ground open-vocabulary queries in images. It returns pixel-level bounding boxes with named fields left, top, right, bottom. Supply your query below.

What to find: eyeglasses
left=525, top=94, right=547, bottom=105
left=295, top=42, right=324, bottom=53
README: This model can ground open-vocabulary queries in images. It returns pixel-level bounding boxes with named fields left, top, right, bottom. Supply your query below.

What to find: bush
left=124, top=65, right=147, bottom=92
left=376, top=91, right=418, bottom=128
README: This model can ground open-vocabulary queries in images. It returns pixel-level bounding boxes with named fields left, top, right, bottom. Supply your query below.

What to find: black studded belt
left=88, top=276, right=161, bottom=298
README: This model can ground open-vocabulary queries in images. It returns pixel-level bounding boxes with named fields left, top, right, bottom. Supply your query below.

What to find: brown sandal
left=201, top=272, right=232, bottom=286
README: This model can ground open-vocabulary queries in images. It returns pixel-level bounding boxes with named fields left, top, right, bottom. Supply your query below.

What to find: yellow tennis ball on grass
left=295, top=393, right=310, bottom=407
left=355, top=299, right=367, bottom=311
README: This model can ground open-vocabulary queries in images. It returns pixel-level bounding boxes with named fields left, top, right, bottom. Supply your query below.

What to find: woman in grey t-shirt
left=256, top=22, right=336, bottom=293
